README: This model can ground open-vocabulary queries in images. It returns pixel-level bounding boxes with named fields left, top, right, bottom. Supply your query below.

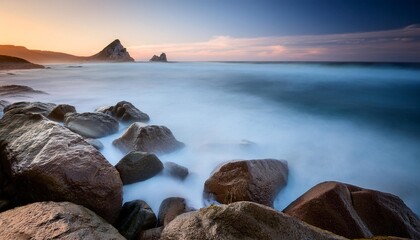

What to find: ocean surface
left=1, top=62, right=420, bottom=214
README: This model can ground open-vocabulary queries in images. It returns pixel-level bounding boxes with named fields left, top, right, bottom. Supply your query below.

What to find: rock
left=0, top=201, right=124, bottom=239
left=0, top=85, right=46, bottom=97
left=47, top=104, right=76, bottom=121
left=158, top=197, right=193, bottom=227
left=0, top=112, right=123, bottom=223
left=149, top=53, right=167, bottom=62
left=113, top=123, right=185, bottom=155
left=115, top=200, right=157, bottom=240
left=85, top=138, right=104, bottom=150
left=0, top=100, right=10, bottom=113
left=161, top=201, right=346, bottom=240
left=163, top=162, right=189, bottom=180
left=88, top=39, right=134, bottom=62
left=0, top=55, right=45, bottom=70
left=0, top=199, right=11, bottom=213
left=283, top=181, right=420, bottom=239
left=64, top=112, right=119, bottom=138
left=140, top=226, right=164, bottom=240
left=97, top=101, right=150, bottom=123
left=115, top=151, right=163, bottom=184
left=3, top=101, right=55, bottom=116
left=203, top=159, right=288, bottom=207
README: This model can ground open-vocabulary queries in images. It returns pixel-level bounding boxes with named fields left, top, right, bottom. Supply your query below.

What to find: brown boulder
left=115, top=151, right=163, bottom=184
left=158, top=197, right=193, bottom=227
left=47, top=103, right=76, bottom=121
left=113, top=123, right=185, bottom=155
left=0, top=201, right=124, bottom=239
left=204, top=159, right=288, bottom=207
left=97, top=101, right=150, bottom=124
left=140, top=226, right=164, bottom=240
left=161, top=201, right=346, bottom=240
left=283, top=181, right=420, bottom=239
left=64, top=112, right=119, bottom=138
left=163, top=161, right=189, bottom=180
left=0, top=112, right=123, bottom=223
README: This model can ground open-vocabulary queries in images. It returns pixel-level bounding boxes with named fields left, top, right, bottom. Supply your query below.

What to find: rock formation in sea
left=150, top=53, right=167, bottom=62
left=87, top=39, right=134, bottom=62
left=0, top=55, right=44, bottom=70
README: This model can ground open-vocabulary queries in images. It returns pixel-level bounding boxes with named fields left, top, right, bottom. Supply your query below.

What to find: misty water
left=1, top=62, right=420, bottom=215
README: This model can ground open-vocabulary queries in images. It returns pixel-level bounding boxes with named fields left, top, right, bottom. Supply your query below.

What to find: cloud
left=128, top=25, right=420, bottom=61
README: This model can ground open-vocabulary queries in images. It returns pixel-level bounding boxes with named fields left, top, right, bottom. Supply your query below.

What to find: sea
left=1, top=62, right=420, bottom=214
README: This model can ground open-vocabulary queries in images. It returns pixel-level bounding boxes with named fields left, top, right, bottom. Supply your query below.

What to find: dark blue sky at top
left=134, top=0, right=420, bottom=39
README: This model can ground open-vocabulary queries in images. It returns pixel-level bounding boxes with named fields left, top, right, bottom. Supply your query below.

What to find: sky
left=1, top=0, right=420, bottom=61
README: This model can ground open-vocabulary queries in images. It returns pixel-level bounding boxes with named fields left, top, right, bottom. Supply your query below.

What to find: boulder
left=97, top=101, right=150, bottom=123
left=140, top=226, right=164, bottom=240
left=158, top=197, right=193, bottom=227
left=115, top=151, right=163, bottom=184
left=203, top=159, right=288, bottom=207
left=163, top=162, right=189, bottom=180
left=161, top=201, right=346, bottom=240
left=283, top=181, right=420, bottom=239
left=115, top=200, right=157, bottom=240
left=64, top=112, right=119, bottom=138
left=0, top=112, right=123, bottom=223
left=0, top=201, right=124, bottom=239
left=85, top=138, right=104, bottom=150
left=3, top=101, right=55, bottom=116
left=149, top=53, right=167, bottom=62
left=113, top=123, right=185, bottom=155
left=47, top=104, right=76, bottom=121
left=0, top=100, right=10, bottom=111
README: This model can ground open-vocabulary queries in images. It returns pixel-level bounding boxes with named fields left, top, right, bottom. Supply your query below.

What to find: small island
left=149, top=53, right=167, bottom=62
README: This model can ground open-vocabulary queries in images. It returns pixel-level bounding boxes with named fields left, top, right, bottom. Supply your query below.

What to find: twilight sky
left=1, top=0, right=420, bottom=61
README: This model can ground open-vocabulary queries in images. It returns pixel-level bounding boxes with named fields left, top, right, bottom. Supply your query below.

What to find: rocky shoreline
left=0, top=85, right=419, bottom=239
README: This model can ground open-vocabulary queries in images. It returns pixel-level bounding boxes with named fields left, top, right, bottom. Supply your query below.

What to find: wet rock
left=64, top=112, right=119, bottom=138
left=0, top=100, right=10, bottom=114
left=140, top=226, right=164, bottom=240
left=97, top=100, right=150, bottom=123
left=115, top=200, right=157, bottom=240
left=115, top=151, right=163, bottom=184
left=283, top=181, right=420, bottom=239
left=163, top=162, right=189, bottom=180
left=0, top=112, right=123, bottom=223
left=0, top=201, right=124, bottom=239
left=204, top=159, right=288, bottom=207
left=0, top=84, right=46, bottom=97
left=85, top=138, right=104, bottom=150
left=161, top=201, right=346, bottom=240
left=149, top=53, right=167, bottom=62
left=113, top=123, right=185, bottom=155
left=47, top=104, right=76, bottom=121
left=158, top=197, right=193, bottom=227
left=3, top=101, right=55, bottom=116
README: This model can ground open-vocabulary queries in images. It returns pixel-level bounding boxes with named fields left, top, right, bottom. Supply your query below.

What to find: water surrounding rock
left=158, top=197, right=193, bottom=227
left=0, top=112, right=123, bottom=223
left=283, top=181, right=420, bottom=239
left=161, top=201, right=346, bottom=240
left=115, top=151, right=164, bottom=184
left=163, top=162, right=189, bottom=180
left=3, top=101, right=55, bottom=116
left=64, top=112, right=119, bottom=138
left=47, top=103, right=76, bottom=121
left=88, top=39, right=134, bottom=62
left=149, top=53, right=167, bottom=62
left=97, top=100, right=150, bottom=123
left=204, top=159, right=288, bottom=207
left=115, top=200, right=157, bottom=240
left=0, top=201, right=125, bottom=239
left=113, top=123, right=185, bottom=155
left=85, top=138, right=104, bottom=150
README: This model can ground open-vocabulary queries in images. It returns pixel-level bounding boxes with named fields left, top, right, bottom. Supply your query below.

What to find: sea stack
left=150, top=53, right=167, bottom=62
left=88, top=39, right=134, bottom=62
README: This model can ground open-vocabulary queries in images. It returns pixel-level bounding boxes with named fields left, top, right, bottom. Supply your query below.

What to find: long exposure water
left=1, top=62, right=419, bottom=214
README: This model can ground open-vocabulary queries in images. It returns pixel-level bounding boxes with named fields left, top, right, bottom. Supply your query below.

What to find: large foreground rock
left=283, top=181, right=420, bottom=239
left=115, top=151, right=163, bottom=184
left=0, top=201, right=124, bottom=239
left=115, top=200, right=157, bottom=240
left=3, top=101, right=55, bottom=116
left=161, top=201, right=346, bottom=240
left=0, top=112, right=123, bottom=223
left=113, top=123, right=185, bottom=155
left=158, top=197, right=193, bottom=227
left=204, top=159, right=288, bottom=207
left=64, top=112, right=119, bottom=138
left=97, top=101, right=150, bottom=124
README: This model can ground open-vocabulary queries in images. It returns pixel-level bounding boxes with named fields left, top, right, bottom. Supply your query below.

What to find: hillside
left=0, top=55, right=45, bottom=70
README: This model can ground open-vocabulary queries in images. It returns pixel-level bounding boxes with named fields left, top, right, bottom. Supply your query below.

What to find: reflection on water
left=1, top=62, right=419, bottom=214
